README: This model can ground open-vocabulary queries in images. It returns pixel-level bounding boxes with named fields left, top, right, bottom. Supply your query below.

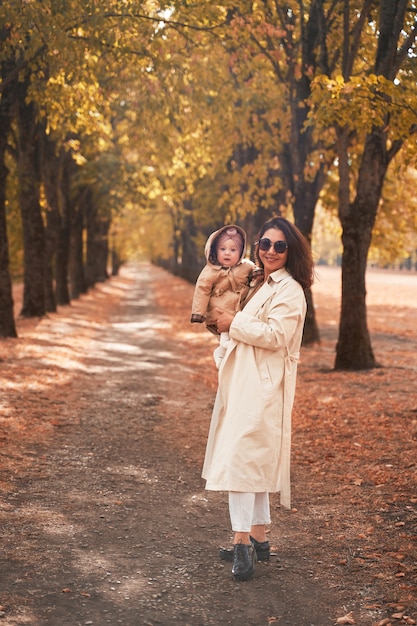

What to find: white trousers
left=228, top=491, right=271, bottom=532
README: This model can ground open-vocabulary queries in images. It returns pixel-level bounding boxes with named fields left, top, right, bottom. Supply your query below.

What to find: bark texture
left=0, top=57, right=17, bottom=337
left=15, top=78, right=46, bottom=318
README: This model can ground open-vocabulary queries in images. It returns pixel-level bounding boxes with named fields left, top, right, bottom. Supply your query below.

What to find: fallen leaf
left=388, top=553, right=405, bottom=561
left=335, top=612, right=355, bottom=625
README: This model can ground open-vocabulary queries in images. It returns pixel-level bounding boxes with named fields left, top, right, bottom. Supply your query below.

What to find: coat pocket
left=258, top=360, right=274, bottom=394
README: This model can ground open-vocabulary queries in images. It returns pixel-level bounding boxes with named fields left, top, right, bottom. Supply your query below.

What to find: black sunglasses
left=256, top=238, right=288, bottom=254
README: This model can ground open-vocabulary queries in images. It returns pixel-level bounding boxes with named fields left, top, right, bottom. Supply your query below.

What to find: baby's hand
left=251, top=267, right=264, bottom=283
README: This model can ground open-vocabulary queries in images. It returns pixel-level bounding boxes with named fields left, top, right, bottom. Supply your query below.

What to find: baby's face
left=217, top=238, right=241, bottom=267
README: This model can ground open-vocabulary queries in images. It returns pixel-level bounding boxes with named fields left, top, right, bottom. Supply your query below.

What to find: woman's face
left=258, top=228, right=288, bottom=276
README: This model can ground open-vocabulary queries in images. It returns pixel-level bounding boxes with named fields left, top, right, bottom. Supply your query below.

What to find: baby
left=190, top=225, right=260, bottom=368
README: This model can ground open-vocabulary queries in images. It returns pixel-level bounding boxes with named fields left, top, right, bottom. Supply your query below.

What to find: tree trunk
left=336, top=228, right=376, bottom=370
left=69, top=192, right=87, bottom=299
left=0, top=58, right=17, bottom=338
left=335, top=0, right=409, bottom=369
left=95, top=217, right=110, bottom=282
left=0, top=200, right=15, bottom=337
left=55, top=213, right=72, bottom=305
left=0, top=159, right=16, bottom=337
left=335, top=130, right=389, bottom=370
left=285, top=0, right=333, bottom=345
left=179, top=206, right=200, bottom=283
left=85, top=193, right=109, bottom=286
left=302, top=287, right=320, bottom=344
left=44, top=206, right=58, bottom=313
left=292, top=173, right=323, bottom=345
left=55, top=153, right=73, bottom=306
left=84, top=191, right=96, bottom=288
left=41, top=134, right=60, bottom=313
left=15, top=78, right=45, bottom=318
left=111, top=248, right=122, bottom=277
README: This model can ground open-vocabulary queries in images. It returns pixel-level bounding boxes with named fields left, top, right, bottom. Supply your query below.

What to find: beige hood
left=204, top=225, right=247, bottom=265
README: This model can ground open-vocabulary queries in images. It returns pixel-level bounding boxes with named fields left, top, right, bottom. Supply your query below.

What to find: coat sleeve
left=191, top=265, right=217, bottom=318
left=229, top=281, right=306, bottom=350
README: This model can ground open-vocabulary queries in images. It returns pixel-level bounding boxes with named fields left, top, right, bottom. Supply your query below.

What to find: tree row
left=1, top=1, right=416, bottom=370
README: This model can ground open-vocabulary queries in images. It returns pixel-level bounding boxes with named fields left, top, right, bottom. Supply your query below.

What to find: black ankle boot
left=231, top=543, right=257, bottom=581
left=250, top=536, right=271, bottom=562
left=219, top=536, right=271, bottom=562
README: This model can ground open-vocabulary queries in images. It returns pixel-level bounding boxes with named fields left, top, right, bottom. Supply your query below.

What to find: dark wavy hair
left=253, top=217, right=314, bottom=290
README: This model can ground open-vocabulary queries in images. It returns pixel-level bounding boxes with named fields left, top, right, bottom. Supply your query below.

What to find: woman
left=201, top=217, right=314, bottom=581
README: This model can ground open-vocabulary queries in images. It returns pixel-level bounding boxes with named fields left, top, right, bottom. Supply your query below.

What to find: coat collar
left=242, top=268, right=292, bottom=315
left=267, top=267, right=292, bottom=284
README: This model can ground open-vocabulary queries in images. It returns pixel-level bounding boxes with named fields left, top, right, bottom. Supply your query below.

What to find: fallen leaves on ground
left=1, top=264, right=416, bottom=626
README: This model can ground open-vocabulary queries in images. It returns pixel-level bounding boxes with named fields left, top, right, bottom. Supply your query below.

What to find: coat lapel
left=242, top=269, right=291, bottom=316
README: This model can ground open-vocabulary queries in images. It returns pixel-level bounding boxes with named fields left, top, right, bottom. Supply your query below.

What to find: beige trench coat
left=201, top=267, right=307, bottom=509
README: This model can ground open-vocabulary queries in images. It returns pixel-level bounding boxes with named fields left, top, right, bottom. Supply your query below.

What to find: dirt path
left=1, top=264, right=416, bottom=626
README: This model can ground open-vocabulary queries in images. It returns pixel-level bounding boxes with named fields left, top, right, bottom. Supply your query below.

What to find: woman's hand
left=215, top=308, right=235, bottom=333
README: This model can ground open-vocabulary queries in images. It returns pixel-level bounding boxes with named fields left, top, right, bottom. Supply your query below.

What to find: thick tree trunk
left=0, top=59, right=17, bottom=337
left=335, top=0, right=409, bottom=369
left=15, top=80, right=45, bottom=318
left=336, top=229, right=376, bottom=370
left=335, top=130, right=389, bottom=370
